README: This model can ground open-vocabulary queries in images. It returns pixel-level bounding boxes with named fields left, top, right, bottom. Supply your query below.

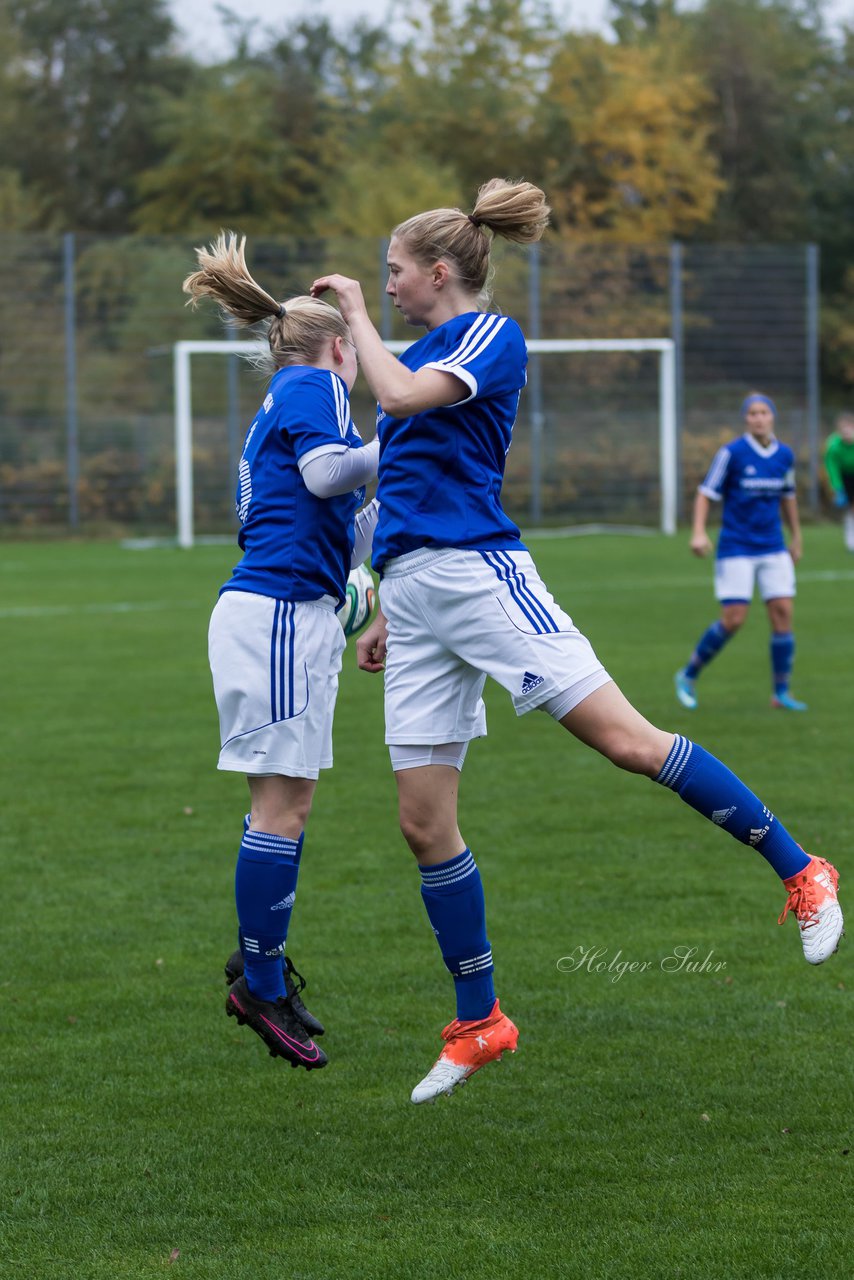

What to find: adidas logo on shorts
left=521, top=670, right=545, bottom=695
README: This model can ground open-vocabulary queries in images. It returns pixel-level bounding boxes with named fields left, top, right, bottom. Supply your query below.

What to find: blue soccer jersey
left=699, top=433, right=796, bottom=558
left=371, top=312, right=527, bottom=570
left=223, top=365, right=365, bottom=604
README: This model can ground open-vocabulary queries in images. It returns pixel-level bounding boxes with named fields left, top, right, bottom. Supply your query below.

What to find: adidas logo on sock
left=271, top=892, right=296, bottom=911
left=521, top=670, right=544, bottom=695
left=749, top=807, right=774, bottom=846
left=712, top=806, right=737, bottom=825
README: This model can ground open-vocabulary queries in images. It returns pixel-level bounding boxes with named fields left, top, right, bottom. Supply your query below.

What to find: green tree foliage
left=543, top=26, right=723, bottom=239
left=316, top=151, right=467, bottom=238
left=133, top=66, right=328, bottom=234
left=0, top=0, right=190, bottom=231
left=680, top=0, right=854, bottom=380
left=3, top=0, right=852, bottom=256
left=1, top=0, right=854, bottom=379
left=0, top=11, right=44, bottom=228
left=134, top=18, right=364, bottom=235
left=683, top=0, right=850, bottom=246
left=365, top=0, right=558, bottom=198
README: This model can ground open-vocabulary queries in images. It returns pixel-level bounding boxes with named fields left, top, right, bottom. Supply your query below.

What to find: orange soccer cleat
left=410, top=1000, right=519, bottom=1104
left=778, top=856, right=844, bottom=964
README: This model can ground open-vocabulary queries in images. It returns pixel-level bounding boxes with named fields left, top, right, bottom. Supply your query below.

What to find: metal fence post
left=174, top=342, right=194, bottom=549
left=528, top=243, right=544, bottom=526
left=63, top=232, right=79, bottom=528
left=806, top=243, right=820, bottom=512
left=669, top=242, right=684, bottom=523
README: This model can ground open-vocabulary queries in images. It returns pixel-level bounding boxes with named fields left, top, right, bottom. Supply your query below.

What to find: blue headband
left=741, top=394, right=776, bottom=418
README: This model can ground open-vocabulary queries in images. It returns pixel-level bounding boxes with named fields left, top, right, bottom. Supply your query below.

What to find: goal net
left=172, top=338, right=676, bottom=549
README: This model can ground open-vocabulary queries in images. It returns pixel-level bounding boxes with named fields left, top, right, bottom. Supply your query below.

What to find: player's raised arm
left=311, top=272, right=468, bottom=417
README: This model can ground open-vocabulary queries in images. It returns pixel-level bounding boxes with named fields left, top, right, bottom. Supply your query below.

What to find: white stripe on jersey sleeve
left=328, top=370, right=351, bottom=439
left=699, top=446, right=731, bottom=501
left=434, top=314, right=507, bottom=373
left=438, top=313, right=499, bottom=365
left=421, top=314, right=512, bottom=402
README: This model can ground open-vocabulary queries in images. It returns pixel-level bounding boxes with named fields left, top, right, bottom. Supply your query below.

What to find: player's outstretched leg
left=562, top=685, right=843, bottom=964
left=226, top=975, right=328, bottom=1069
left=225, top=947, right=325, bottom=1036
left=410, top=1000, right=519, bottom=1104
left=656, top=735, right=844, bottom=963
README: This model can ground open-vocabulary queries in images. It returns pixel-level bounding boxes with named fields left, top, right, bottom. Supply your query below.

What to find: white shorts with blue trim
left=208, top=589, right=346, bottom=778
left=379, top=547, right=610, bottom=746
left=714, top=551, right=795, bottom=604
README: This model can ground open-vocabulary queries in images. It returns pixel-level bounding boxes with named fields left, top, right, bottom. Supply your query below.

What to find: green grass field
left=2, top=529, right=852, bottom=1280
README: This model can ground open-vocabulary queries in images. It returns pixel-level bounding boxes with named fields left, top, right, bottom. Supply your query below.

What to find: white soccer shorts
left=714, top=551, right=796, bottom=604
left=208, top=590, right=345, bottom=778
left=379, top=547, right=610, bottom=745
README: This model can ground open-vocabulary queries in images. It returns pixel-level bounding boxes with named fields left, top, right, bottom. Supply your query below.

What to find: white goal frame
left=173, top=337, right=677, bottom=548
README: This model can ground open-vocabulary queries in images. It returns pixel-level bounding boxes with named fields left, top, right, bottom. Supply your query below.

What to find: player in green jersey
left=823, top=412, right=854, bottom=552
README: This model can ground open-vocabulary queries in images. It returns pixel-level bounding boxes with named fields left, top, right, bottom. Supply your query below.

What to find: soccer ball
left=337, top=563, right=377, bottom=637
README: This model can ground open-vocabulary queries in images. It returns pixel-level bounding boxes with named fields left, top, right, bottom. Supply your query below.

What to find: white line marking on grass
left=121, top=536, right=233, bottom=549
left=0, top=600, right=203, bottom=619
left=798, top=569, right=854, bottom=582
left=530, top=567, right=854, bottom=594
left=3, top=567, right=851, bottom=617
left=524, top=524, right=658, bottom=539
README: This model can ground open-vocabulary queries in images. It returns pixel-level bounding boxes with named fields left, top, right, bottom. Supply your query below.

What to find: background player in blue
left=674, top=394, right=806, bottom=712
left=312, top=180, right=843, bottom=1105
left=183, top=233, right=379, bottom=1071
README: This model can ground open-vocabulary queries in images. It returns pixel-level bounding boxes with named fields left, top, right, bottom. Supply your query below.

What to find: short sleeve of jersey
left=420, top=314, right=527, bottom=404
left=278, top=368, right=355, bottom=462
left=699, top=446, right=731, bottom=502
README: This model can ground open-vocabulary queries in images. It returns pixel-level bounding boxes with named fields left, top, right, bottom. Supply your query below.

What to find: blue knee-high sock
left=419, top=849, right=495, bottom=1021
left=235, top=830, right=303, bottom=1001
left=770, top=632, right=795, bottom=696
left=685, top=621, right=733, bottom=679
left=655, top=736, right=810, bottom=880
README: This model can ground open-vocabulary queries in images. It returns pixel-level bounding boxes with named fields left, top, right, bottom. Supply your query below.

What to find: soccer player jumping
left=184, top=234, right=379, bottom=1071
left=313, top=180, right=843, bottom=1105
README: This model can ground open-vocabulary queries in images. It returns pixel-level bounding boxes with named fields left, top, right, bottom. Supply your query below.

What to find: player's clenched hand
left=690, top=532, right=713, bottom=558
left=310, top=274, right=366, bottom=324
left=356, top=611, right=388, bottom=674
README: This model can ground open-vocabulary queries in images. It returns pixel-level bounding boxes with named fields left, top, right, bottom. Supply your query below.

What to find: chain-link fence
left=0, top=234, right=822, bottom=537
